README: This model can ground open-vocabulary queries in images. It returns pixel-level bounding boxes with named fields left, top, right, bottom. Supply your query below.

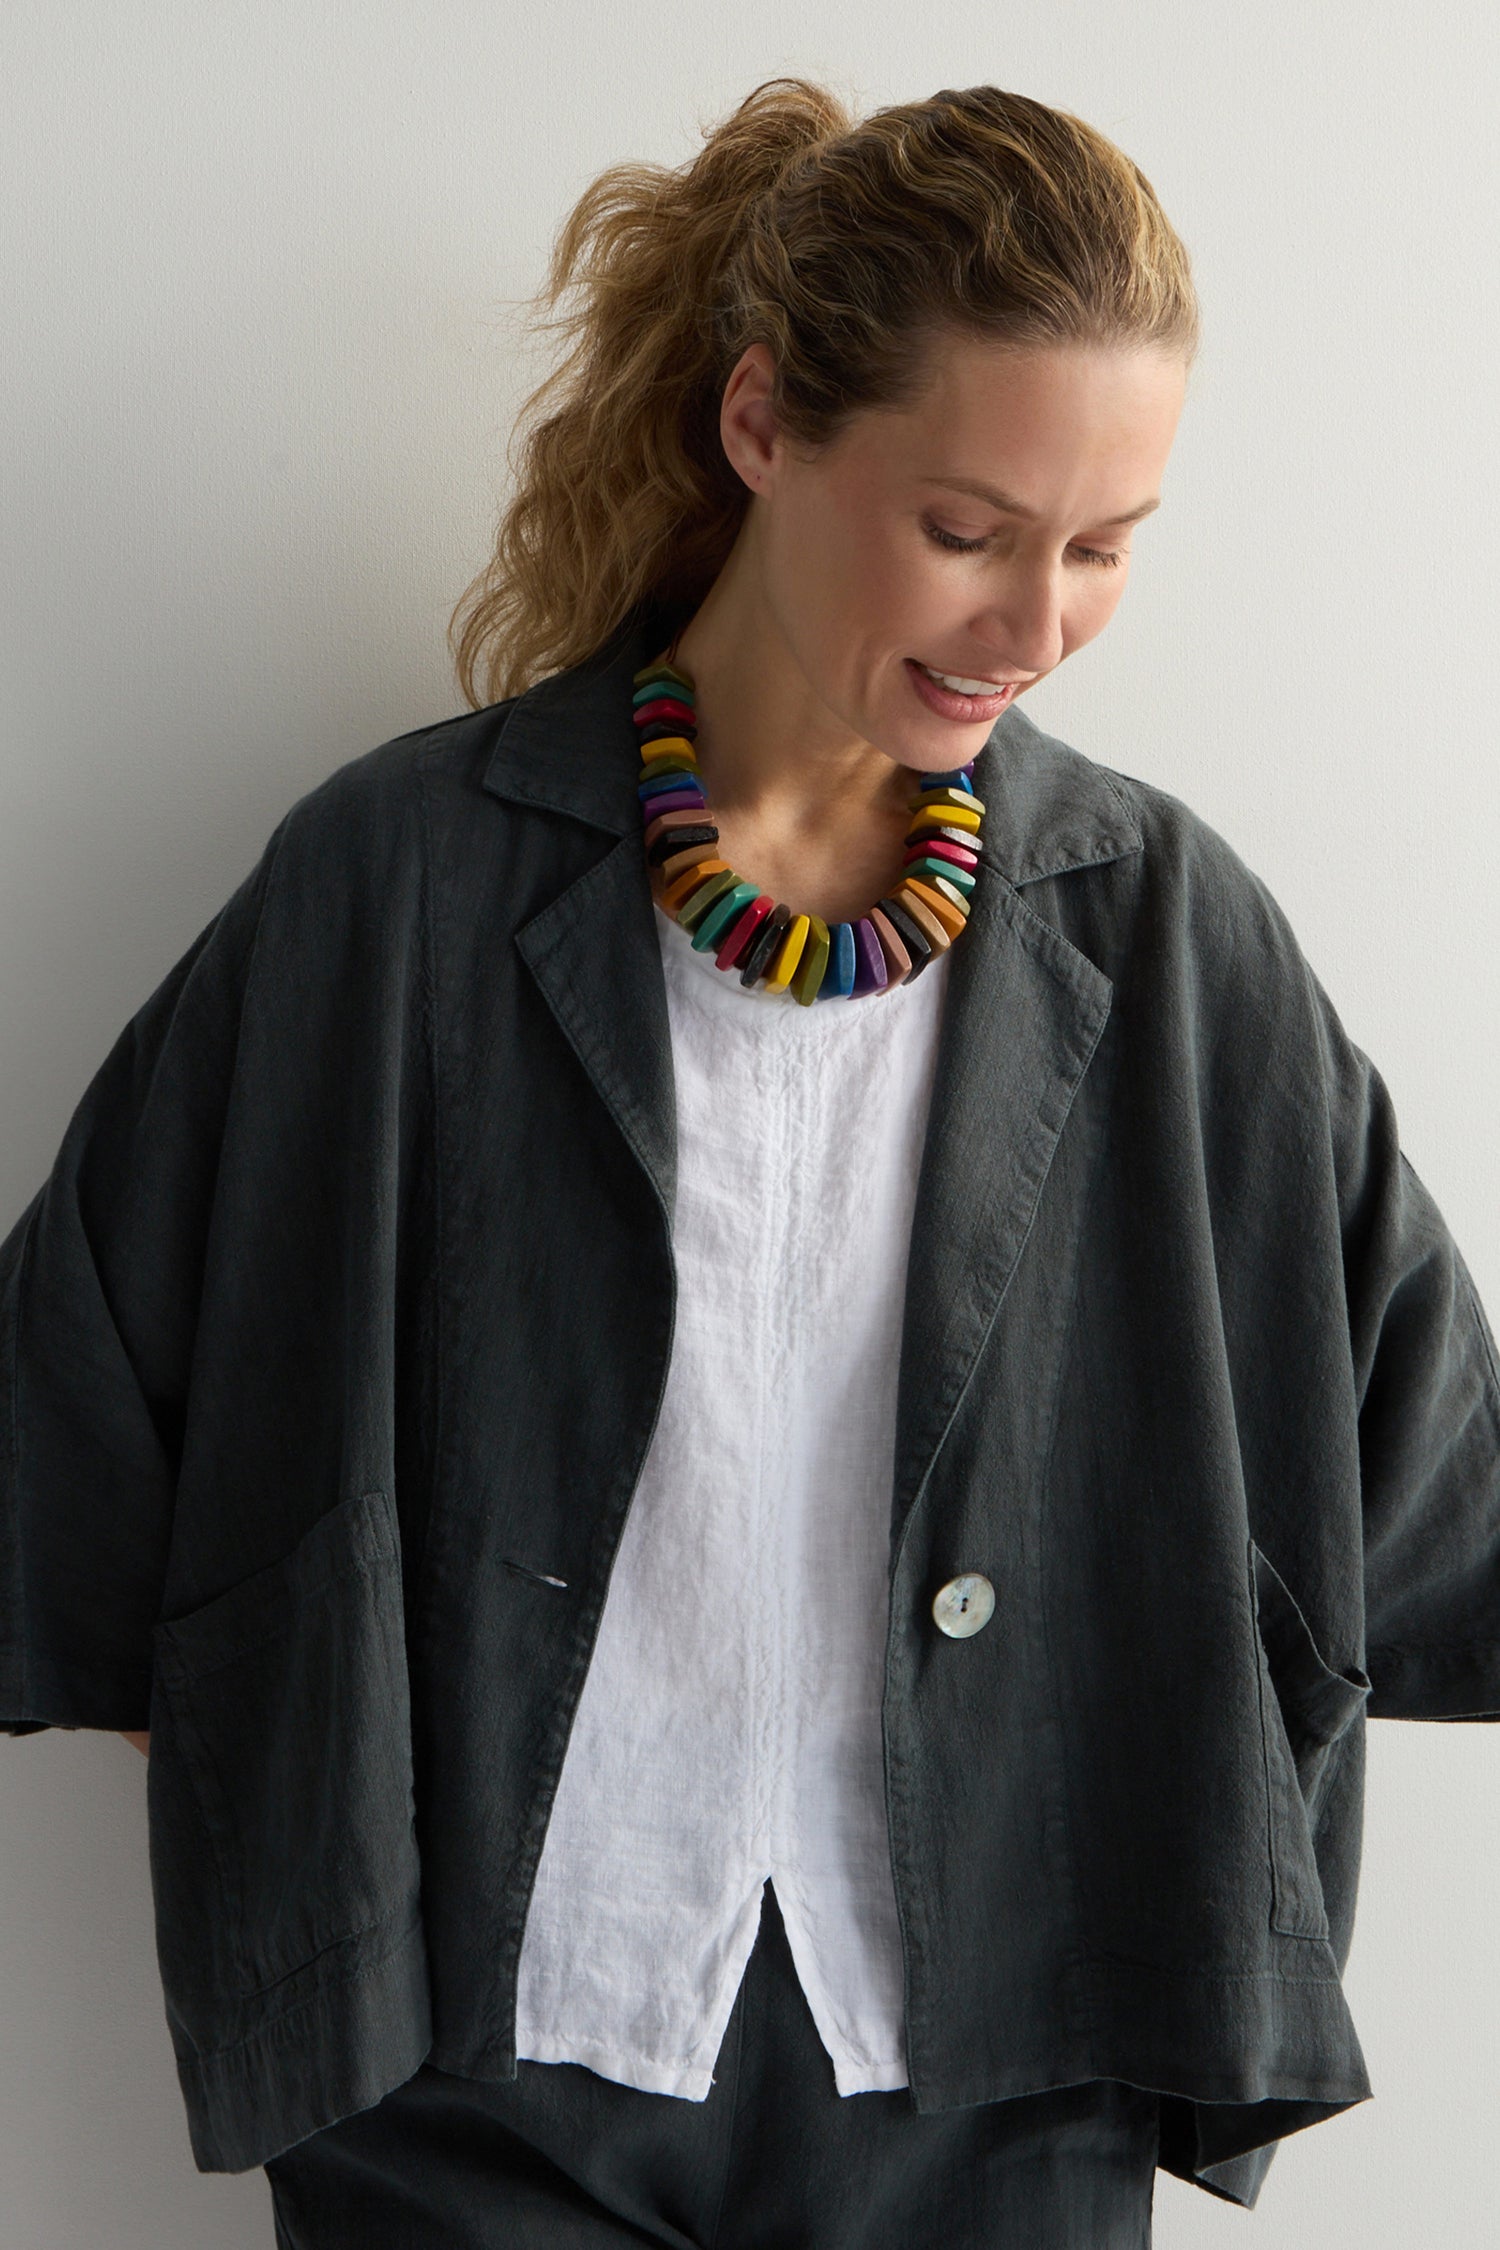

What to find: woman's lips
left=904, top=658, right=1018, bottom=722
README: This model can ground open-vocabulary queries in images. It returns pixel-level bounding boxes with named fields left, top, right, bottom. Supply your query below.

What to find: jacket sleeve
left=1305, top=959, right=1500, bottom=1720
left=0, top=822, right=287, bottom=1735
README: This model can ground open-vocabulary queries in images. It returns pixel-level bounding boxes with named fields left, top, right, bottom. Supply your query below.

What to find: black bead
left=646, top=822, right=718, bottom=866
left=740, top=901, right=791, bottom=985
left=876, top=895, right=935, bottom=975
left=636, top=718, right=698, bottom=748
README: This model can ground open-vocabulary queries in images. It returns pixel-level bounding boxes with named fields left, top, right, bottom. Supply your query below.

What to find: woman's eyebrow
left=924, top=474, right=1161, bottom=526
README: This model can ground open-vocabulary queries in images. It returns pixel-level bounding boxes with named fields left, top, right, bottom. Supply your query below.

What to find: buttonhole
left=500, top=1557, right=569, bottom=1589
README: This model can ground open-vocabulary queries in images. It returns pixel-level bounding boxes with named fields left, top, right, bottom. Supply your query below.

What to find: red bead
left=632, top=696, right=696, bottom=730
left=715, top=892, right=774, bottom=969
left=902, top=836, right=978, bottom=869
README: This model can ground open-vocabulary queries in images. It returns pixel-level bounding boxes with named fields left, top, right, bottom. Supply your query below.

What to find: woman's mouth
left=904, top=658, right=1020, bottom=723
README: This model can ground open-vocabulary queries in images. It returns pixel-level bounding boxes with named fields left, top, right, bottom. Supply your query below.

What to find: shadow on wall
left=0, top=1730, right=272, bottom=2245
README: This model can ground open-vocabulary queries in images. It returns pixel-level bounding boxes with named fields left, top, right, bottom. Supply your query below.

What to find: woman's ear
left=719, top=342, right=780, bottom=495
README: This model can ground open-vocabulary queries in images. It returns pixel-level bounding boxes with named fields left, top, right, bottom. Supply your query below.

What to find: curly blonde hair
left=449, top=77, right=1200, bottom=708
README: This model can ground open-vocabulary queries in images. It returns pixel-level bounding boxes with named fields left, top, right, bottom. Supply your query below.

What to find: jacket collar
left=481, top=606, right=1143, bottom=888
left=481, top=607, right=1143, bottom=1554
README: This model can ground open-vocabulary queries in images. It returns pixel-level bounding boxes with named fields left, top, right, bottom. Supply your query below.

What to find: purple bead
left=638, top=787, right=706, bottom=821
left=850, top=918, right=889, bottom=995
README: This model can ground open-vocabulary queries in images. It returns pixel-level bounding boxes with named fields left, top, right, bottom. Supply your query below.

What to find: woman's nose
left=972, top=567, right=1068, bottom=679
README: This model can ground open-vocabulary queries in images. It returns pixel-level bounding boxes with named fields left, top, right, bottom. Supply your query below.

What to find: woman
left=4, top=76, right=1497, bottom=2249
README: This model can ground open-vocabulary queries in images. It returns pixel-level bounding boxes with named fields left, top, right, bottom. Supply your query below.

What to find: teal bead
left=691, top=880, right=760, bottom=951
left=904, top=855, right=976, bottom=895
left=632, top=677, right=691, bottom=708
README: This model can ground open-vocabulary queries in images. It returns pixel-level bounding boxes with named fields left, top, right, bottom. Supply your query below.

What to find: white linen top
left=513, top=893, right=954, bottom=2098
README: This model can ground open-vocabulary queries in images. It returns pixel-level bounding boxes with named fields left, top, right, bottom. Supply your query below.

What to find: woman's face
left=723, top=330, right=1188, bottom=774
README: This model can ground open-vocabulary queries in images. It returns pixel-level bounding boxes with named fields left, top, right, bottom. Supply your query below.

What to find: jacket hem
left=1, top=1650, right=154, bottom=1734
left=903, top=1946, right=1372, bottom=2208
left=1366, top=1642, right=1500, bottom=1721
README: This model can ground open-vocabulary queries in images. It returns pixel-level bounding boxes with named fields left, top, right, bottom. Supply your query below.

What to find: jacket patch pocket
left=1248, top=1535, right=1371, bottom=1940
left=147, top=1488, right=420, bottom=2047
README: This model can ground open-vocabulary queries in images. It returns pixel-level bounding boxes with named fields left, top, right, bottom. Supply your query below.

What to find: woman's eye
left=923, top=521, right=990, bottom=554
left=921, top=519, right=1125, bottom=570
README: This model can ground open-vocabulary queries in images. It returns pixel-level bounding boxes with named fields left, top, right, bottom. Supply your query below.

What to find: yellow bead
left=909, top=802, right=981, bottom=836
left=638, top=735, right=698, bottom=767
left=765, top=912, right=809, bottom=990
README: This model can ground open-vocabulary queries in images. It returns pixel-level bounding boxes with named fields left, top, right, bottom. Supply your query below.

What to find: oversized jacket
left=3, top=600, right=1499, bottom=2212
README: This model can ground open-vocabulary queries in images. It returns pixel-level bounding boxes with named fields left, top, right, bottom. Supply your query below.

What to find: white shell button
left=931, top=1573, right=995, bottom=1639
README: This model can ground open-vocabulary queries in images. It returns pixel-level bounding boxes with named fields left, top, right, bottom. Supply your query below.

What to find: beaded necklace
left=634, top=646, right=985, bottom=1004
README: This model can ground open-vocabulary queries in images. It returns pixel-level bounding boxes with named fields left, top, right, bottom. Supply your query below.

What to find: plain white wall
left=3, top=3, right=1497, bottom=2242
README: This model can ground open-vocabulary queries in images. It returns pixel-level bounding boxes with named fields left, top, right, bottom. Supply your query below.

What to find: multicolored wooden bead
left=716, top=892, right=775, bottom=970
left=692, top=879, right=761, bottom=952
left=790, top=915, right=831, bottom=1005
left=741, top=900, right=792, bottom=985
left=645, top=804, right=715, bottom=846
left=765, top=912, right=810, bottom=991
left=639, top=753, right=700, bottom=785
left=633, top=661, right=694, bottom=693
left=679, top=868, right=741, bottom=931
left=638, top=747, right=706, bottom=774
left=633, top=695, right=696, bottom=730
left=904, top=855, right=976, bottom=896
left=914, top=786, right=985, bottom=816
left=660, top=839, right=721, bottom=880
left=638, top=792, right=710, bottom=828
left=903, top=836, right=978, bottom=870
left=906, top=821, right=983, bottom=854
left=662, top=855, right=730, bottom=911
left=850, top=918, right=889, bottom=995
left=909, top=802, right=981, bottom=837
left=868, top=904, right=912, bottom=986
left=890, top=887, right=951, bottom=955
left=815, top=922, right=856, bottom=998
left=875, top=893, right=935, bottom=975
left=925, top=869, right=974, bottom=911
left=898, top=877, right=965, bottom=942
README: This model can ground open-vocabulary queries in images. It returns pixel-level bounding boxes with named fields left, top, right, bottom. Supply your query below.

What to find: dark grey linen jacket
left=4, top=601, right=1499, bottom=2210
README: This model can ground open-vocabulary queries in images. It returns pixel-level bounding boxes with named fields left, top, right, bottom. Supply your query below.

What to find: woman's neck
left=664, top=566, right=918, bottom=927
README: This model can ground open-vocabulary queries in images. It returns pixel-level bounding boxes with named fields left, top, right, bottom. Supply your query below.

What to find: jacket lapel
left=891, top=789, right=1126, bottom=1553
left=482, top=619, right=681, bottom=1223
left=481, top=613, right=1142, bottom=1554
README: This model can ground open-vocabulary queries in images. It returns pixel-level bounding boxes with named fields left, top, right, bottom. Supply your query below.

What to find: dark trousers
left=264, top=1881, right=1160, bottom=2248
